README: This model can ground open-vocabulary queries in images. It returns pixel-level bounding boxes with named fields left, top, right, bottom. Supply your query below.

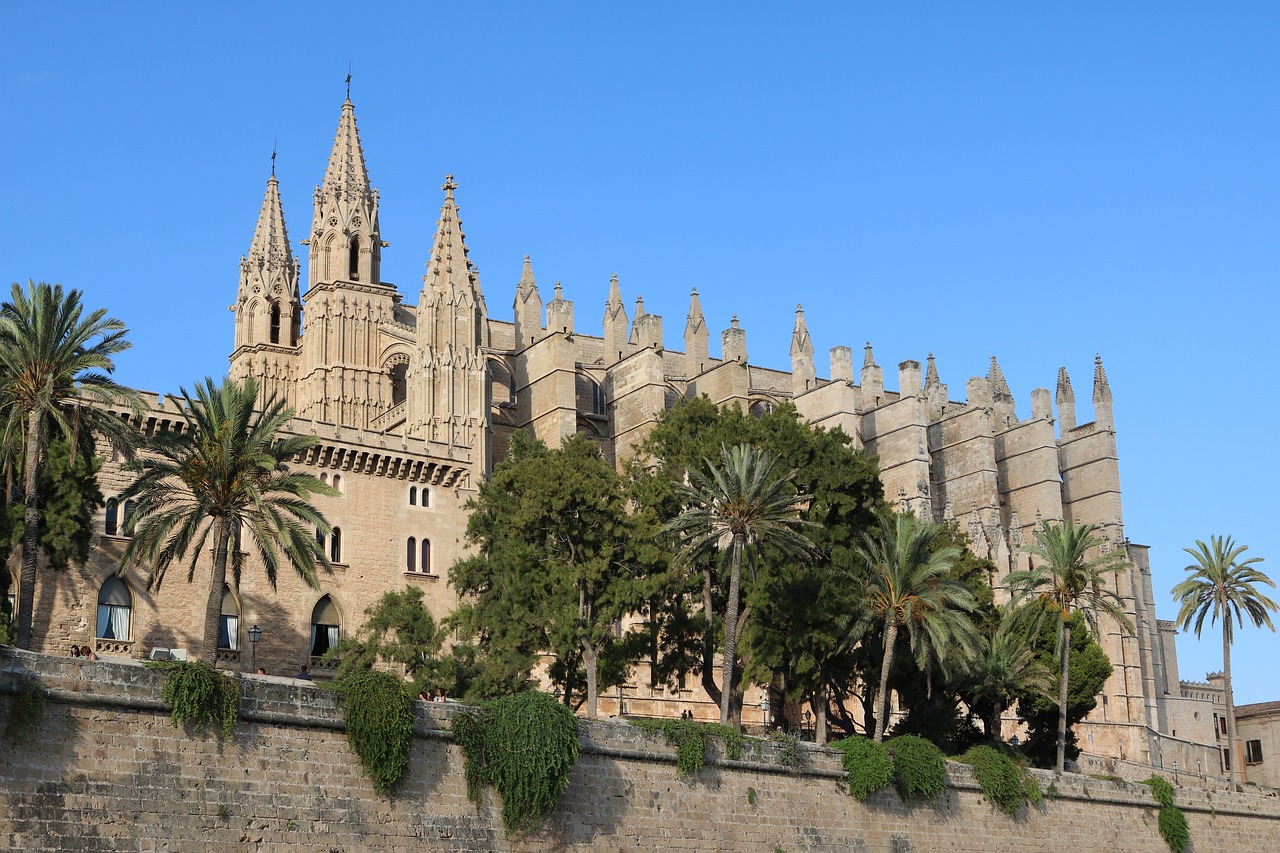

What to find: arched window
left=269, top=303, right=281, bottom=344
left=420, top=488, right=430, bottom=509
left=421, top=539, right=432, bottom=575
left=332, top=474, right=343, bottom=494
left=310, top=595, right=340, bottom=657
left=122, top=500, right=136, bottom=537
left=330, top=527, right=342, bottom=563
left=348, top=236, right=361, bottom=280
left=390, top=363, right=407, bottom=407
left=407, top=537, right=417, bottom=572
left=591, top=382, right=607, bottom=416
left=320, top=472, right=329, bottom=485
left=96, top=576, right=132, bottom=641
left=104, top=499, right=119, bottom=536
left=218, top=586, right=239, bottom=651
left=409, top=486, right=417, bottom=506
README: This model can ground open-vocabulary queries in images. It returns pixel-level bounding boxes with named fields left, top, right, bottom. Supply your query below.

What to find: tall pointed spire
left=684, top=288, right=708, bottom=374
left=1056, top=366, right=1077, bottom=432
left=421, top=175, right=483, bottom=303
left=1092, top=354, right=1113, bottom=426
left=790, top=304, right=815, bottom=395
left=925, top=353, right=941, bottom=390
left=988, top=355, right=1015, bottom=425
left=246, top=174, right=295, bottom=285
left=513, top=255, right=543, bottom=349
left=603, top=274, right=628, bottom=360
left=307, top=97, right=381, bottom=288
left=235, top=172, right=299, bottom=348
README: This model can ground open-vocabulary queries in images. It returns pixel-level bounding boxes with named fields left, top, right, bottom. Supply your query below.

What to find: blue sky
left=2, top=3, right=1277, bottom=703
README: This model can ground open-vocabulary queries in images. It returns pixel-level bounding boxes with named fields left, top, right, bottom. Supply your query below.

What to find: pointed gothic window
left=270, top=303, right=281, bottom=344
left=218, top=586, right=240, bottom=651
left=348, top=236, right=361, bottom=280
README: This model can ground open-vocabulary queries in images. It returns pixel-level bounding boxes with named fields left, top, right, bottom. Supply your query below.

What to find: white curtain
left=326, top=625, right=339, bottom=651
left=96, top=604, right=110, bottom=638
left=310, top=624, right=318, bottom=655
left=98, top=604, right=130, bottom=640
left=221, top=615, right=239, bottom=650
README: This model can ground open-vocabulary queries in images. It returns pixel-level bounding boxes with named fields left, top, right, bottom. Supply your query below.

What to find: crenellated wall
left=3, top=650, right=1278, bottom=853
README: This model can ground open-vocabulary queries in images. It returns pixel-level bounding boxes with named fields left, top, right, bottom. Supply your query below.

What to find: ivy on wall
left=1142, top=775, right=1190, bottom=853
left=334, top=670, right=415, bottom=796
left=452, top=691, right=580, bottom=837
left=156, top=661, right=240, bottom=738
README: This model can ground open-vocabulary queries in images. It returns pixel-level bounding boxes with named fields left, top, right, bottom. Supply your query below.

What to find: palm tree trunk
left=719, top=535, right=745, bottom=726
left=874, top=619, right=898, bottom=742
left=700, top=566, right=723, bottom=709
left=815, top=688, right=828, bottom=746
left=1223, top=621, right=1237, bottom=786
left=1057, top=619, right=1072, bottom=775
left=15, top=408, right=45, bottom=650
left=202, top=517, right=232, bottom=666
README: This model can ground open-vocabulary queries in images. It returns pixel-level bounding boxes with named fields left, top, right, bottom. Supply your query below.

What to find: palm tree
left=964, top=610, right=1053, bottom=742
left=857, top=513, right=979, bottom=741
left=1172, top=535, right=1277, bottom=785
left=0, top=281, right=138, bottom=650
left=118, top=377, right=335, bottom=666
left=1007, top=520, right=1131, bottom=774
left=663, top=443, right=814, bottom=725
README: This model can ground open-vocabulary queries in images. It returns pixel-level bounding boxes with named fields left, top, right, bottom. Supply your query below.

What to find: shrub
left=961, top=745, right=1024, bottom=814
left=631, top=718, right=709, bottom=777
left=334, top=670, right=415, bottom=796
left=769, top=729, right=800, bottom=768
left=4, top=679, right=45, bottom=740
left=1142, top=774, right=1174, bottom=807
left=704, top=721, right=745, bottom=761
left=886, top=734, right=946, bottom=802
left=831, top=736, right=894, bottom=799
left=453, top=691, right=580, bottom=837
left=157, top=661, right=240, bottom=738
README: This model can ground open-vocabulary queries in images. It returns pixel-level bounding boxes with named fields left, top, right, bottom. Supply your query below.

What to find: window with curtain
left=310, top=595, right=340, bottom=657
left=218, top=586, right=239, bottom=650
left=96, top=576, right=132, bottom=640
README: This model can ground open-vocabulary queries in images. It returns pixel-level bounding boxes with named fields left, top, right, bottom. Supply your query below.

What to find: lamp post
left=248, top=625, right=262, bottom=673
left=804, top=710, right=812, bottom=741
left=1172, top=760, right=1179, bottom=786
left=761, top=697, right=770, bottom=734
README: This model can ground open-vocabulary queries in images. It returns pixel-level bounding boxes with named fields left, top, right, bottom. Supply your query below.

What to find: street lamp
left=761, top=697, right=770, bottom=733
left=248, top=625, right=262, bottom=673
left=1172, top=760, right=1179, bottom=785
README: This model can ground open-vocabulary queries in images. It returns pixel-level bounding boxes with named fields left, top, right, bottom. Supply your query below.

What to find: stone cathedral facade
left=25, top=97, right=1231, bottom=776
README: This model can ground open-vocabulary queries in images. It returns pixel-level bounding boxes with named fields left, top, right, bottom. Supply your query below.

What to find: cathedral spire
left=307, top=98, right=381, bottom=288
left=988, top=355, right=1015, bottom=425
left=925, top=353, right=941, bottom=389
left=1056, top=366, right=1076, bottom=432
left=513, top=255, right=543, bottom=350
left=684, top=288, right=709, bottom=375
left=421, top=174, right=483, bottom=303
left=1092, top=354, right=1113, bottom=426
left=790, top=304, right=815, bottom=395
left=603, top=274, right=628, bottom=360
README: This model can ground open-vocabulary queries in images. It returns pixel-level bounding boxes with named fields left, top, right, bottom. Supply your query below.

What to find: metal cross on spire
left=271, top=141, right=277, bottom=176
left=346, top=63, right=352, bottom=100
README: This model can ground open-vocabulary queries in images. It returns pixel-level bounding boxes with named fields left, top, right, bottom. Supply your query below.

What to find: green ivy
left=631, top=718, right=709, bottom=777
left=886, top=734, right=946, bottom=802
left=831, top=736, right=894, bottom=799
left=4, top=679, right=45, bottom=740
left=769, top=729, right=800, bottom=768
left=1142, top=775, right=1189, bottom=853
left=1157, top=805, right=1189, bottom=853
left=704, top=722, right=745, bottom=761
left=452, top=691, right=580, bottom=837
left=1023, top=769, right=1043, bottom=806
left=334, top=670, right=415, bottom=796
left=961, top=745, right=1025, bottom=815
left=156, top=661, right=240, bottom=738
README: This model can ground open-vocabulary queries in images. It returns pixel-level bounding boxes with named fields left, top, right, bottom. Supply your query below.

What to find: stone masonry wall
left=2, top=649, right=1278, bottom=853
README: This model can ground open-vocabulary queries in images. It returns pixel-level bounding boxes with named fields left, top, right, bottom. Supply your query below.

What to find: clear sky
left=2, top=3, right=1277, bottom=703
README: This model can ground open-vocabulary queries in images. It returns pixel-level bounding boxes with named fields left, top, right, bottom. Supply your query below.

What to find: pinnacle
left=790, top=304, right=812, bottom=356
left=863, top=342, right=876, bottom=367
left=1056, top=366, right=1075, bottom=402
left=925, top=353, right=941, bottom=389
left=422, top=175, right=481, bottom=298
left=1093, top=354, right=1112, bottom=402
left=321, top=98, right=371, bottom=204
left=988, top=356, right=1012, bottom=400
left=246, top=172, right=294, bottom=275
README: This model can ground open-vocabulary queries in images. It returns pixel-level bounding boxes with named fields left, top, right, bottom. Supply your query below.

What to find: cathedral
left=22, top=96, right=1246, bottom=781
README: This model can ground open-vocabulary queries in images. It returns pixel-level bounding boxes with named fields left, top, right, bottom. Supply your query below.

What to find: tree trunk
left=582, top=640, right=599, bottom=720
left=719, top=535, right=744, bottom=726
left=15, top=409, right=45, bottom=651
left=201, top=517, right=232, bottom=667
left=990, top=697, right=1005, bottom=743
left=874, top=619, right=898, bottom=742
left=1057, top=619, right=1072, bottom=775
left=1223, top=621, right=1237, bottom=786
left=815, top=688, right=828, bottom=746
left=700, top=566, right=722, bottom=709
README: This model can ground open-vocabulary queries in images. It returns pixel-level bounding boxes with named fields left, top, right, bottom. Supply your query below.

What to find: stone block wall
left=2, top=650, right=1278, bottom=852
